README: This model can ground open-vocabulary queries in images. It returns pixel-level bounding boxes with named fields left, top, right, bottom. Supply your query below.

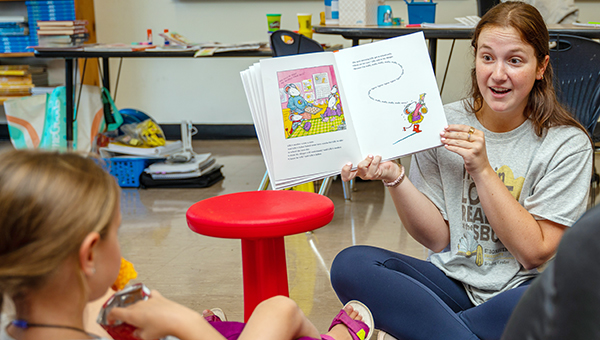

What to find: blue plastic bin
left=407, top=2, right=436, bottom=24
left=103, top=157, right=153, bottom=188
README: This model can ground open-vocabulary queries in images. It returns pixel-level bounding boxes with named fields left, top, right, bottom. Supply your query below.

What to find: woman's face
left=475, top=26, right=546, bottom=117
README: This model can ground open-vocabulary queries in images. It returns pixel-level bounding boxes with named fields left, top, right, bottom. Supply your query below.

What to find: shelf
left=0, top=52, right=35, bottom=57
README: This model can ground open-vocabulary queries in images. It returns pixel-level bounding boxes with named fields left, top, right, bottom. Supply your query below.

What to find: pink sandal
left=321, top=300, right=374, bottom=340
left=204, top=308, right=227, bottom=322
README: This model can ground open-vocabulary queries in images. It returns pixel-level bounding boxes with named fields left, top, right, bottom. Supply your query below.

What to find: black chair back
left=549, top=34, right=600, bottom=140
left=477, top=0, right=500, bottom=17
left=270, top=30, right=324, bottom=57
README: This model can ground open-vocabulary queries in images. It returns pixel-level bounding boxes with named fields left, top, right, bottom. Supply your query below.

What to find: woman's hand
left=341, top=155, right=401, bottom=182
left=441, top=125, right=491, bottom=177
left=107, top=290, right=205, bottom=340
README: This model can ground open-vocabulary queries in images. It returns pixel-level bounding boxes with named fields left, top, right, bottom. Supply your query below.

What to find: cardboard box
left=339, top=0, right=378, bottom=26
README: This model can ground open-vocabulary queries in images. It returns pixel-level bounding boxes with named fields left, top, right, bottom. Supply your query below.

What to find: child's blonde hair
left=0, top=149, right=120, bottom=318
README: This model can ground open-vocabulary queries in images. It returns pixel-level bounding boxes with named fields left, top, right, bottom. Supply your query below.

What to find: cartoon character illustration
left=321, top=85, right=343, bottom=122
left=403, top=93, right=428, bottom=133
left=285, top=83, right=314, bottom=134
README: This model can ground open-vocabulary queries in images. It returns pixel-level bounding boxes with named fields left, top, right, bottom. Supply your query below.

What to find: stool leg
left=241, top=237, right=289, bottom=322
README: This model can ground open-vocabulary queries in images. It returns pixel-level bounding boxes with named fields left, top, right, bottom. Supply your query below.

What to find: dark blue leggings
left=330, top=246, right=531, bottom=340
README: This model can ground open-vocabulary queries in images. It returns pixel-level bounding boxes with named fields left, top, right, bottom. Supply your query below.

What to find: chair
left=258, top=30, right=354, bottom=200
left=549, top=34, right=600, bottom=205
left=186, top=190, right=334, bottom=321
left=270, top=29, right=324, bottom=57
left=477, top=0, right=500, bottom=17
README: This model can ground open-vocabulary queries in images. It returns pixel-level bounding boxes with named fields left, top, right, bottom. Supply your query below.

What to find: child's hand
left=341, top=155, right=401, bottom=183
left=107, top=290, right=204, bottom=340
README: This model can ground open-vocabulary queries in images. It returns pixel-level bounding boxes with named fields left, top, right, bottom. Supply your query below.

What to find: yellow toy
left=111, top=257, right=138, bottom=291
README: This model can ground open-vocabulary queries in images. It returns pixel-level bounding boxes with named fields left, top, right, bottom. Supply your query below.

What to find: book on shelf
left=37, top=28, right=87, bottom=35
left=36, top=20, right=88, bottom=27
left=38, top=32, right=87, bottom=43
left=0, top=65, right=30, bottom=76
left=240, top=32, right=448, bottom=189
left=99, top=140, right=183, bottom=158
left=0, top=16, right=26, bottom=24
left=36, top=20, right=87, bottom=36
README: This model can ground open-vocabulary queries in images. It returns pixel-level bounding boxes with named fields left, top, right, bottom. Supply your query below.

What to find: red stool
left=186, top=190, right=334, bottom=321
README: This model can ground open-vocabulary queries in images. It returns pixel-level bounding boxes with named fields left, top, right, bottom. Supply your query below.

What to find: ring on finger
left=467, top=126, right=475, bottom=142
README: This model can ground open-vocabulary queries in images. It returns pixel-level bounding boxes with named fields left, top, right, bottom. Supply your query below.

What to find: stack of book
left=0, top=16, right=30, bottom=53
left=36, top=20, right=88, bottom=47
left=0, top=17, right=28, bottom=37
left=144, top=153, right=221, bottom=180
left=26, top=0, right=77, bottom=47
left=30, top=65, right=48, bottom=86
left=0, top=65, right=34, bottom=103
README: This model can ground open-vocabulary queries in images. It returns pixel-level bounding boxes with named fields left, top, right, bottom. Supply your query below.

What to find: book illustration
left=392, top=93, right=428, bottom=145
left=278, top=65, right=347, bottom=139
left=355, top=58, right=429, bottom=144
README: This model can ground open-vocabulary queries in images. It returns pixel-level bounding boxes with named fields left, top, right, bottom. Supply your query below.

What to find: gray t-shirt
left=409, top=100, right=592, bottom=305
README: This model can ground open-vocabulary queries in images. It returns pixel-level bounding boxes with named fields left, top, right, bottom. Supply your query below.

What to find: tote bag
left=4, top=85, right=116, bottom=152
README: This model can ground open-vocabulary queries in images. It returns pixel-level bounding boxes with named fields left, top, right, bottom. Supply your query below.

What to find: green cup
left=267, top=14, right=281, bottom=33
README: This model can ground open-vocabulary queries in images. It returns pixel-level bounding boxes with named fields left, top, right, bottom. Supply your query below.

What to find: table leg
left=102, top=57, right=110, bottom=91
left=428, top=38, right=437, bottom=74
left=241, top=237, right=289, bottom=322
left=65, top=58, right=74, bottom=150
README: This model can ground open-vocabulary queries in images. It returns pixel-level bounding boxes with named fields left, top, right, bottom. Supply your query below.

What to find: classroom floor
left=109, top=138, right=600, bottom=333
left=104, top=138, right=428, bottom=333
left=1, top=139, right=598, bottom=336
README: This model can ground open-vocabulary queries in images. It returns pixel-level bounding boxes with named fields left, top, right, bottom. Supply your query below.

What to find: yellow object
left=139, top=120, right=166, bottom=147
left=111, top=257, right=138, bottom=291
left=297, top=13, right=313, bottom=39
left=284, top=181, right=315, bottom=192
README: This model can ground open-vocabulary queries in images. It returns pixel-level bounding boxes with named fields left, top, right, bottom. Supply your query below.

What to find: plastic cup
left=267, top=14, right=281, bottom=34
left=297, top=13, right=313, bottom=39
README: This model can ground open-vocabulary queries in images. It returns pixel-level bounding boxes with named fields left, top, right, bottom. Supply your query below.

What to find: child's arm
left=107, top=290, right=226, bottom=340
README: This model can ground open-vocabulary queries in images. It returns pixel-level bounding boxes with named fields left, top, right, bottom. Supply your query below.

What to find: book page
left=259, top=52, right=362, bottom=187
left=334, top=32, right=447, bottom=161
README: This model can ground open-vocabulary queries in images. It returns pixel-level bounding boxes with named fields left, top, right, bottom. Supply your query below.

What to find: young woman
left=330, top=2, right=593, bottom=340
left=0, top=149, right=372, bottom=340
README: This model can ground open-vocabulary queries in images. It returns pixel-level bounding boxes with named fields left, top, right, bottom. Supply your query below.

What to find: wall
left=90, top=0, right=600, bottom=126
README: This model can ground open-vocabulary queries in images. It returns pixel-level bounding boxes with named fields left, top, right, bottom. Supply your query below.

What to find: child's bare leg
left=238, top=295, right=320, bottom=340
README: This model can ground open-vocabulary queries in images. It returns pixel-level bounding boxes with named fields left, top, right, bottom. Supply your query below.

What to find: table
left=314, top=24, right=600, bottom=71
left=34, top=49, right=272, bottom=149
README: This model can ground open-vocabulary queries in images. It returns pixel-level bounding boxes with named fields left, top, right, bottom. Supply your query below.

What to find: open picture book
left=240, top=32, right=448, bottom=189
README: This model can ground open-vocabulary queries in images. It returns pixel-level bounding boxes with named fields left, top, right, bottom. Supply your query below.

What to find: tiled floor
left=2, top=139, right=598, bottom=337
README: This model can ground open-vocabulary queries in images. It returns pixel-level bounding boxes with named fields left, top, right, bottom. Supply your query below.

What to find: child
left=0, top=149, right=373, bottom=340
